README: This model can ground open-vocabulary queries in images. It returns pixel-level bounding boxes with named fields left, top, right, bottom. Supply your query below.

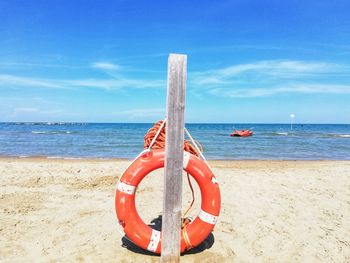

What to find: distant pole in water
left=290, top=113, right=295, bottom=130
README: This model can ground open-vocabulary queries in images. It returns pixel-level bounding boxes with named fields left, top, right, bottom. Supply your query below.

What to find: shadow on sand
left=121, top=215, right=215, bottom=256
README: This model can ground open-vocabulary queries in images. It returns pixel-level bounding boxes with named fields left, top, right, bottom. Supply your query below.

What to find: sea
left=0, top=122, right=349, bottom=160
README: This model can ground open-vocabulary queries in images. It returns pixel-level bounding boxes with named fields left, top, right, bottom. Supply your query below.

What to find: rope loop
left=181, top=217, right=193, bottom=250
left=144, top=120, right=200, bottom=157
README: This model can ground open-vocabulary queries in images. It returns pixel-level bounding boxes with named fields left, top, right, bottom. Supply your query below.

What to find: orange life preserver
left=115, top=148, right=221, bottom=254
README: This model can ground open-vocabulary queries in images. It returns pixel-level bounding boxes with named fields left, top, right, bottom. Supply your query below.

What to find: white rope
left=145, top=120, right=216, bottom=178
left=184, top=127, right=217, bottom=178
left=151, top=119, right=215, bottom=177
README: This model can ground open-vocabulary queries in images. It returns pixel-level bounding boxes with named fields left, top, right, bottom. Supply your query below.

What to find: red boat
left=230, top=129, right=253, bottom=137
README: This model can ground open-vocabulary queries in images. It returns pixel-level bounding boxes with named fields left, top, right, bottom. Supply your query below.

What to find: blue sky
left=0, top=0, right=350, bottom=123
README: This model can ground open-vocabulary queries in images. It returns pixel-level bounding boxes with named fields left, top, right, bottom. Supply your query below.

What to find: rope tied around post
left=144, top=120, right=201, bottom=157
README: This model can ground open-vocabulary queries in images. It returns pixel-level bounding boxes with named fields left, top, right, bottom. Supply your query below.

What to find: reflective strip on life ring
left=147, top=229, right=161, bottom=252
left=183, top=151, right=191, bottom=169
left=117, top=181, right=136, bottom=195
left=115, top=149, right=221, bottom=254
left=198, top=210, right=218, bottom=225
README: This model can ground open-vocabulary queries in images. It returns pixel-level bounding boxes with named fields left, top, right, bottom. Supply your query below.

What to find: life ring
left=115, top=148, right=221, bottom=254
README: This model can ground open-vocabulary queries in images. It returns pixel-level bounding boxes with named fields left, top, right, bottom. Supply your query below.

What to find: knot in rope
left=144, top=120, right=200, bottom=157
left=181, top=217, right=193, bottom=250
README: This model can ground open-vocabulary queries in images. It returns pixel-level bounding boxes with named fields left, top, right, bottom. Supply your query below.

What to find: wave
left=274, top=132, right=288, bottom=136
left=47, top=156, right=82, bottom=159
left=14, top=122, right=86, bottom=126
left=31, top=131, right=75, bottom=134
left=335, top=134, right=350, bottom=138
left=45, top=122, right=86, bottom=126
left=46, top=122, right=64, bottom=125
left=318, top=133, right=350, bottom=138
left=262, top=132, right=289, bottom=136
left=268, top=132, right=350, bottom=138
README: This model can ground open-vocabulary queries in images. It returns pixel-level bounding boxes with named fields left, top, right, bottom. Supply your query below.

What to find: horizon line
left=1, top=121, right=349, bottom=125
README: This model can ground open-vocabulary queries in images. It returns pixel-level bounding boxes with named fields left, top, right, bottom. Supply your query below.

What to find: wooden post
left=161, top=54, right=187, bottom=262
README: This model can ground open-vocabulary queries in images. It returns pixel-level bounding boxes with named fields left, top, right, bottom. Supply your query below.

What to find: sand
left=1, top=158, right=350, bottom=262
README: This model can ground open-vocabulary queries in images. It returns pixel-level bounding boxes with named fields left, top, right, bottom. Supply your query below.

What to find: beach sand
left=1, top=158, right=350, bottom=262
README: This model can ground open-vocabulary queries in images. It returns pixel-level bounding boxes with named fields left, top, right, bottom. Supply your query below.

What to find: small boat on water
left=230, top=129, right=253, bottom=137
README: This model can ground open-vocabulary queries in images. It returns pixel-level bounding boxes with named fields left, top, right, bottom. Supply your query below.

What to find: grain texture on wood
left=160, top=53, right=187, bottom=263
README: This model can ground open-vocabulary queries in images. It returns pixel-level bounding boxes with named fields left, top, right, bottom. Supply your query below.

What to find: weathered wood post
left=161, top=54, right=187, bottom=262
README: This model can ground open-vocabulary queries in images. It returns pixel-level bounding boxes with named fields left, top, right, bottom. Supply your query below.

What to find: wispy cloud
left=192, top=60, right=339, bottom=84
left=0, top=74, right=68, bottom=89
left=65, top=78, right=164, bottom=90
left=0, top=62, right=85, bottom=69
left=115, top=108, right=165, bottom=119
left=190, top=60, right=350, bottom=97
left=91, top=61, right=121, bottom=71
left=1, top=59, right=349, bottom=98
left=0, top=96, right=66, bottom=121
left=0, top=58, right=166, bottom=91
left=13, top=107, right=40, bottom=113
left=0, top=74, right=165, bottom=90
left=209, top=84, right=350, bottom=98
left=10, top=107, right=66, bottom=121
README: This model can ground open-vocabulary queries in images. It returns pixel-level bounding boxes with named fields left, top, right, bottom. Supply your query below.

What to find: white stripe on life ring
left=198, top=210, right=218, bottom=225
left=147, top=229, right=161, bottom=252
left=183, top=151, right=190, bottom=169
left=117, top=181, right=136, bottom=195
left=211, top=177, right=219, bottom=184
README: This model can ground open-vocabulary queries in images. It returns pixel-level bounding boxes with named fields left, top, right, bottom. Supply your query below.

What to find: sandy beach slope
left=1, top=158, right=349, bottom=262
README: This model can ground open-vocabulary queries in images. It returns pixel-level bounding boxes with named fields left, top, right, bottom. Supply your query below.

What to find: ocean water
left=0, top=122, right=349, bottom=160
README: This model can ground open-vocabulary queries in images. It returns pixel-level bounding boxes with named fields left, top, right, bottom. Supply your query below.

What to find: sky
left=1, top=0, right=350, bottom=123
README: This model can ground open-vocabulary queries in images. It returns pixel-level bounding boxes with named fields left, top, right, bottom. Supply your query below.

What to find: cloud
left=115, top=108, right=165, bottom=119
left=91, top=62, right=121, bottom=71
left=1, top=59, right=349, bottom=98
left=67, top=78, right=164, bottom=90
left=0, top=74, right=68, bottom=89
left=208, top=84, right=350, bottom=98
left=13, top=107, right=40, bottom=113
left=0, top=62, right=85, bottom=69
left=0, top=74, right=165, bottom=90
left=192, top=60, right=339, bottom=84
left=190, top=60, right=350, bottom=97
